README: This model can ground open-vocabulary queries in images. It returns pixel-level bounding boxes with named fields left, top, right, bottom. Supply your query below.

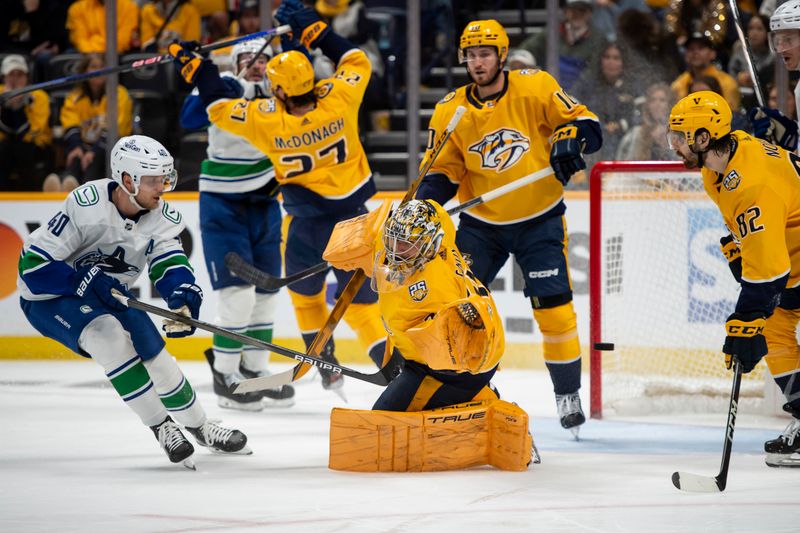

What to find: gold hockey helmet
left=459, top=20, right=509, bottom=63
left=668, top=90, right=732, bottom=147
left=266, top=51, right=315, bottom=97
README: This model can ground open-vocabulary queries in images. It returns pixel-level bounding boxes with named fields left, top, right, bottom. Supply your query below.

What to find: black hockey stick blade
left=225, top=252, right=329, bottom=290
left=671, top=361, right=742, bottom=493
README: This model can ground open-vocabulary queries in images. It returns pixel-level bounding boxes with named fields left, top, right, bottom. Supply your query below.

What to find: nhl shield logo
left=468, top=128, right=530, bottom=172
left=408, top=280, right=428, bottom=302
left=723, top=170, right=741, bottom=191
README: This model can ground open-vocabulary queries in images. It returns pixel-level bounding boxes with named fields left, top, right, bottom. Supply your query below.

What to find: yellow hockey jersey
left=0, top=86, right=51, bottom=148
left=66, top=0, right=139, bottom=53
left=140, top=2, right=201, bottom=51
left=207, top=48, right=374, bottom=217
left=424, top=69, right=598, bottom=225
left=60, top=86, right=133, bottom=146
left=377, top=204, right=504, bottom=372
left=703, top=131, right=800, bottom=291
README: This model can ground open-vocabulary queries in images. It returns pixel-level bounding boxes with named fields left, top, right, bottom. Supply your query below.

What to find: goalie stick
left=231, top=105, right=467, bottom=393
left=110, top=290, right=397, bottom=386
left=0, top=26, right=291, bottom=104
left=671, top=359, right=743, bottom=492
left=227, top=164, right=556, bottom=291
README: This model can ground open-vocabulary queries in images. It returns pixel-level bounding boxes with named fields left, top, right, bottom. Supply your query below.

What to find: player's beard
left=679, top=147, right=701, bottom=169
left=468, top=62, right=503, bottom=88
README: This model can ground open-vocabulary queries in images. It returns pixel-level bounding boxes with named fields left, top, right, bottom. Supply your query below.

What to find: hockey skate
left=765, top=404, right=800, bottom=467
left=239, top=363, right=296, bottom=408
left=204, top=349, right=264, bottom=411
left=187, top=420, right=251, bottom=455
left=150, top=416, right=195, bottom=470
left=318, top=340, right=346, bottom=401
left=556, top=392, right=586, bottom=440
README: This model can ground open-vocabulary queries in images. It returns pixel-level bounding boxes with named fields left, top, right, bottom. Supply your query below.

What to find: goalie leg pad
left=329, top=399, right=532, bottom=472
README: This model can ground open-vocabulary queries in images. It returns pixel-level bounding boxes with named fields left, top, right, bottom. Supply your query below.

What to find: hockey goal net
left=589, top=161, right=769, bottom=419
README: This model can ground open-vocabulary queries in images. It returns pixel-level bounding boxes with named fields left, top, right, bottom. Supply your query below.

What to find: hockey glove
left=275, top=0, right=330, bottom=49
left=164, top=283, right=203, bottom=338
left=722, top=311, right=768, bottom=373
left=168, top=41, right=205, bottom=85
left=719, top=233, right=742, bottom=283
left=549, top=124, right=586, bottom=186
left=73, top=265, right=130, bottom=312
left=747, top=107, right=798, bottom=151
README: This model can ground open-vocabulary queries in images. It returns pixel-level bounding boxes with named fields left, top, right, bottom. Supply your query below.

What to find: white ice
left=0, top=360, right=797, bottom=533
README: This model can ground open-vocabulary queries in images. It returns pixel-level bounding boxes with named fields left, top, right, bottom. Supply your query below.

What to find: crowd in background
left=0, top=0, right=797, bottom=192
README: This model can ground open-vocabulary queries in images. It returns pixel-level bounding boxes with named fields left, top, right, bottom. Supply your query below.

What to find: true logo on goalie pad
left=408, top=280, right=428, bottom=301
left=723, top=170, right=741, bottom=191
left=468, top=128, right=530, bottom=172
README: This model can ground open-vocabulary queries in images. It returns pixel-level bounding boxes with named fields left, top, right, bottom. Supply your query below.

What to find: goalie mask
left=373, top=200, right=445, bottom=292
left=110, top=135, right=177, bottom=204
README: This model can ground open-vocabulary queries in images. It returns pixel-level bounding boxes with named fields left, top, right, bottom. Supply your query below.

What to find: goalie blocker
left=329, top=399, right=534, bottom=472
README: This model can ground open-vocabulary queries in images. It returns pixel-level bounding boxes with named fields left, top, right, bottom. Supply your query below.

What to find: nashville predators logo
left=408, top=280, right=428, bottom=302
left=468, top=128, right=530, bottom=172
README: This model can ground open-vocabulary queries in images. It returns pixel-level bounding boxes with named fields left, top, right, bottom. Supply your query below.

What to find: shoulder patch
left=73, top=184, right=99, bottom=206
left=257, top=99, right=276, bottom=114
left=161, top=202, right=182, bottom=224
left=408, top=280, right=428, bottom=302
left=518, top=68, right=541, bottom=76
left=723, top=170, right=741, bottom=191
left=438, top=91, right=456, bottom=104
left=315, top=82, right=333, bottom=99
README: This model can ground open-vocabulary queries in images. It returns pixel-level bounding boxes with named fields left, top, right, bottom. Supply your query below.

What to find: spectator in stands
left=210, top=0, right=260, bottom=72
left=665, top=0, right=728, bottom=48
left=519, top=0, right=608, bottom=90
left=66, top=0, right=140, bottom=54
left=616, top=8, right=681, bottom=88
left=0, top=55, right=54, bottom=192
left=592, top=0, right=649, bottom=42
left=616, top=81, right=677, bottom=161
left=671, top=32, right=740, bottom=111
left=1, top=0, right=71, bottom=78
left=689, top=74, right=750, bottom=131
left=57, top=54, right=133, bottom=191
left=506, top=49, right=536, bottom=70
left=727, top=14, right=775, bottom=109
left=575, top=42, right=636, bottom=165
left=141, top=0, right=202, bottom=53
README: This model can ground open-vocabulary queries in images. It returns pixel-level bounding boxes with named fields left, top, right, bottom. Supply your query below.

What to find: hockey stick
left=727, top=0, right=766, bottom=107
left=671, top=359, right=743, bottom=492
left=0, top=26, right=292, bottom=104
left=232, top=105, right=467, bottom=392
left=227, top=163, right=554, bottom=291
left=111, top=290, right=395, bottom=386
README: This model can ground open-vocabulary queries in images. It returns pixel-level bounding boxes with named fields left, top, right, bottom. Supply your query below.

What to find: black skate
left=556, top=392, right=586, bottom=440
left=765, top=404, right=800, bottom=467
left=204, top=349, right=264, bottom=411
left=239, top=363, right=296, bottom=407
left=186, top=420, right=251, bottom=455
left=150, top=416, right=195, bottom=470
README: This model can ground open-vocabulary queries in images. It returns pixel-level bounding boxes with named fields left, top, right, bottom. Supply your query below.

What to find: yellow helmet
left=266, top=51, right=315, bottom=97
left=315, top=0, right=349, bottom=17
left=459, top=19, right=509, bottom=63
left=668, top=90, right=732, bottom=146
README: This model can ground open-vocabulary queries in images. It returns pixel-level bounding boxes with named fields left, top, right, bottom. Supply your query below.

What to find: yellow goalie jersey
left=206, top=49, right=373, bottom=217
left=702, top=131, right=800, bottom=293
left=424, top=69, right=598, bottom=224
left=377, top=206, right=504, bottom=373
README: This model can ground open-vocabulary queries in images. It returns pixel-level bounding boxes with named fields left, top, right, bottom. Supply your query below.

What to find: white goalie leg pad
left=242, top=291, right=279, bottom=373
left=213, top=285, right=257, bottom=374
left=144, top=349, right=206, bottom=429
left=78, top=315, right=165, bottom=427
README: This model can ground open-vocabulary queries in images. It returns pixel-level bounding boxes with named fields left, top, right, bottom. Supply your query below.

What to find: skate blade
left=261, top=397, right=296, bottom=408
left=765, top=453, right=800, bottom=467
left=569, top=426, right=581, bottom=441
left=218, top=397, right=264, bottom=412
left=182, top=456, right=196, bottom=470
left=208, top=444, right=253, bottom=456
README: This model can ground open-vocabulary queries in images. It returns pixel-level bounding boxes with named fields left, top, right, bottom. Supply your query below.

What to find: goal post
left=588, top=161, right=769, bottom=419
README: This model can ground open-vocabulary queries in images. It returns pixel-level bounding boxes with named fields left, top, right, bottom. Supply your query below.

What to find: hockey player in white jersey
left=18, top=135, right=250, bottom=469
left=180, top=38, right=294, bottom=411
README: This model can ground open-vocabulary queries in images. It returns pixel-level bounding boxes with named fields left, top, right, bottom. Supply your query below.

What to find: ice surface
left=0, top=361, right=797, bottom=533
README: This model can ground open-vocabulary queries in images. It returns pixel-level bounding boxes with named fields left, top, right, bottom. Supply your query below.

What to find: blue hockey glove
left=168, top=41, right=205, bottom=85
left=279, top=33, right=314, bottom=61
left=723, top=311, right=768, bottom=373
left=747, top=107, right=798, bottom=150
left=73, top=264, right=130, bottom=312
left=719, top=234, right=742, bottom=283
left=275, top=0, right=329, bottom=48
left=164, top=283, right=203, bottom=338
left=549, top=124, right=586, bottom=186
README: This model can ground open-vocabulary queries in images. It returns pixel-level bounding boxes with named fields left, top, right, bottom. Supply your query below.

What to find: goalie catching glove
left=722, top=311, right=767, bottom=373
left=549, top=123, right=586, bottom=186
left=163, top=283, right=203, bottom=338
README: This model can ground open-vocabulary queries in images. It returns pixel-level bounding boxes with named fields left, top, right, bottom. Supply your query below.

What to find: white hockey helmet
left=771, top=0, right=800, bottom=31
left=232, top=38, right=273, bottom=73
left=110, top=135, right=177, bottom=196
